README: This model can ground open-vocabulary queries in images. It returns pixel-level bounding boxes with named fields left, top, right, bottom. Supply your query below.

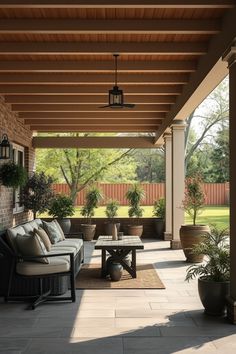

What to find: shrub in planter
left=0, top=162, right=27, bottom=188
left=186, top=225, right=230, bottom=316
left=104, top=199, right=120, bottom=235
left=152, top=198, right=165, bottom=238
left=48, top=194, right=75, bottom=234
left=126, top=184, right=145, bottom=237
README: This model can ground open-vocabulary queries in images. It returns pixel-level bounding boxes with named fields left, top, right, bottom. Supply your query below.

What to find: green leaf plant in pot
left=180, top=174, right=210, bottom=263
left=152, top=198, right=165, bottom=239
left=0, top=161, right=27, bottom=189
left=104, top=199, right=120, bottom=236
left=48, top=194, right=75, bottom=234
left=80, top=186, right=103, bottom=241
left=126, top=184, right=145, bottom=237
left=186, top=225, right=230, bottom=316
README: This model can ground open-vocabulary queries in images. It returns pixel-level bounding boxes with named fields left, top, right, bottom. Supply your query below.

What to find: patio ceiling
left=0, top=1, right=235, bottom=147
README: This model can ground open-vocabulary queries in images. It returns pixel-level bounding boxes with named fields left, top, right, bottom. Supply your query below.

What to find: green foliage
left=126, top=184, right=145, bottom=219
left=105, top=199, right=119, bottom=219
left=153, top=198, right=165, bottom=219
left=185, top=225, right=230, bottom=282
left=182, top=175, right=206, bottom=225
left=81, top=186, right=103, bottom=223
left=22, top=172, right=54, bottom=219
left=134, top=148, right=165, bottom=183
left=48, top=194, right=75, bottom=219
left=0, top=162, right=27, bottom=188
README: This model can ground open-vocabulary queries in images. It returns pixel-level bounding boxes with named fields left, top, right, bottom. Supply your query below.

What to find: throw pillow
left=54, top=219, right=65, bottom=240
left=43, top=220, right=61, bottom=244
left=16, top=233, right=49, bottom=264
left=34, top=227, right=52, bottom=252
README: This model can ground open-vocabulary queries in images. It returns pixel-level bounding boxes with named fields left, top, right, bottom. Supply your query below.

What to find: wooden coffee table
left=95, top=236, right=144, bottom=278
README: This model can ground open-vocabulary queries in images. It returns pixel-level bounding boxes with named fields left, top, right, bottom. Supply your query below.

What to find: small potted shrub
left=126, top=184, right=145, bottom=237
left=0, top=161, right=27, bottom=189
left=48, top=194, right=75, bottom=234
left=186, top=226, right=230, bottom=316
left=80, top=186, right=103, bottom=241
left=104, top=199, right=120, bottom=235
left=152, top=198, right=165, bottom=239
left=180, top=175, right=210, bottom=262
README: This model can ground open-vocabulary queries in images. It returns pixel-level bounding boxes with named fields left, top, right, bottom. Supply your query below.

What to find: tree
left=209, top=127, right=229, bottom=182
left=133, top=148, right=165, bottom=182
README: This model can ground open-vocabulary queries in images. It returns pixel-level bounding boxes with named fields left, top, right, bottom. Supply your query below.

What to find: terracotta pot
left=104, top=222, right=121, bottom=236
left=180, top=224, right=210, bottom=263
left=127, top=225, right=143, bottom=237
left=80, top=224, right=96, bottom=241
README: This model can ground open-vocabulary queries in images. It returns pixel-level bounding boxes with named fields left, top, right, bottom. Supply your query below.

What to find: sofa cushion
left=43, top=220, right=62, bottom=244
left=16, top=233, right=49, bottom=264
left=52, top=238, right=83, bottom=252
left=54, top=219, right=65, bottom=240
left=34, top=227, right=52, bottom=252
left=16, top=256, right=70, bottom=276
left=7, top=225, right=26, bottom=253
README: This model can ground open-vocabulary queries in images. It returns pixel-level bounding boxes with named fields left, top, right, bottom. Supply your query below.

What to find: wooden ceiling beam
left=0, top=84, right=182, bottom=95
left=0, top=0, right=234, bottom=9
left=0, top=19, right=220, bottom=34
left=0, top=42, right=207, bottom=55
left=5, top=95, right=176, bottom=104
left=30, top=125, right=157, bottom=132
left=19, top=112, right=165, bottom=119
left=0, top=73, right=189, bottom=85
left=32, top=136, right=159, bottom=149
left=12, top=104, right=170, bottom=112
left=0, top=60, right=197, bottom=73
left=25, top=118, right=162, bottom=125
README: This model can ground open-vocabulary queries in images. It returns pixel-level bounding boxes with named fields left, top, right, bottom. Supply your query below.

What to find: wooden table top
left=94, top=235, right=144, bottom=250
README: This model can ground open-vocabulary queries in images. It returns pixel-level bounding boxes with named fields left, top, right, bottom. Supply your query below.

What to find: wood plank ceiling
left=0, top=1, right=235, bottom=137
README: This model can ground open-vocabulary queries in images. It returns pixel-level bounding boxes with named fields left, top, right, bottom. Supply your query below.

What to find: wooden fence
left=52, top=182, right=229, bottom=206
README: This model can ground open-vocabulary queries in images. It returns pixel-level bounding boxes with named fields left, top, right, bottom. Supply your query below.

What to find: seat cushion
left=16, top=257, right=70, bottom=276
left=16, top=233, right=49, bottom=264
left=34, top=227, right=52, bottom=252
left=43, top=220, right=62, bottom=244
left=52, top=238, right=83, bottom=252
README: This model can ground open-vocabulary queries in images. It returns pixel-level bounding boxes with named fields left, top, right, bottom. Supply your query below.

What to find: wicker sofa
left=0, top=218, right=84, bottom=308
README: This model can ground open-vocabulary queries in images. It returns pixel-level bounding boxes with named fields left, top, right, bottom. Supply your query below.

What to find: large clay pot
left=154, top=218, right=165, bottom=239
left=198, top=278, right=230, bottom=316
left=127, top=225, right=143, bottom=237
left=57, top=218, right=71, bottom=234
left=80, top=224, right=96, bottom=241
left=180, top=224, right=210, bottom=263
left=104, top=222, right=121, bottom=236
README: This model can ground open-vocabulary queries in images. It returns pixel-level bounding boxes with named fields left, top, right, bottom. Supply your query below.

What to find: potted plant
left=180, top=175, right=210, bottom=263
left=152, top=198, right=165, bottom=238
left=104, top=199, right=120, bottom=235
left=0, top=161, right=27, bottom=189
left=125, top=184, right=145, bottom=237
left=186, top=226, right=230, bottom=316
left=80, top=186, right=103, bottom=241
left=22, top=172, right=54, bottom=219
left=48, top=194, right=75, bottom=234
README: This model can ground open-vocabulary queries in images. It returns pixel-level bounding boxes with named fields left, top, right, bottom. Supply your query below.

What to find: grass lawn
left=42, top=205, right=228, bottom=229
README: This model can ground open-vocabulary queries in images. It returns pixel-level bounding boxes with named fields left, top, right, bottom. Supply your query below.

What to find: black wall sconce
left=0, top=134, right=12, bottom=160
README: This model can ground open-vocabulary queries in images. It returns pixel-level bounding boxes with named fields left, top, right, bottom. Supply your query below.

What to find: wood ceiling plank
left=19, top=112, right=165, bottom=119
left=12, top=103, right=171, bottom=112
left=0, top=19, right=220, bottom=34
left=30, top=125, right=158, bottom=132
left=0, top=60, right=197, bottom=73
left=25, top=118, right=162, bottom=125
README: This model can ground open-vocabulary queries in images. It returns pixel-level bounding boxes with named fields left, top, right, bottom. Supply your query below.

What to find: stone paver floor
left=0, top=239, right=236, bottom=354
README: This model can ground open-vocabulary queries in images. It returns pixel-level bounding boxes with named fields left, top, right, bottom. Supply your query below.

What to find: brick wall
left=0, top=95, right=35, bottom=229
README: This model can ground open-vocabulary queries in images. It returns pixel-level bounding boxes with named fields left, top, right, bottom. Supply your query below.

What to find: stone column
left=222, top=40, right=236, bottom=324
left=163, top=132, right=172, bottom=241
left=171, top=120, right=186, bottom=249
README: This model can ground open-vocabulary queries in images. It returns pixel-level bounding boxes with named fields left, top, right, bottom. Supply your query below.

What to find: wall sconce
left=0, top=134, right=12, bottom=160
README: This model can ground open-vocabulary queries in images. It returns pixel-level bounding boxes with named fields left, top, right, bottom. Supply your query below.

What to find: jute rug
left=75, top=263, right=165, bottom=289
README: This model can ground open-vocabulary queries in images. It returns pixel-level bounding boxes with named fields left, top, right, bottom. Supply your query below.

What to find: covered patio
left=0, top=1, right=236, bottom=352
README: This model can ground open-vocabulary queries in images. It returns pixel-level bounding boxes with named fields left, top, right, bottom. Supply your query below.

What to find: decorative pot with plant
left=180, top=174, right=210, bottom=263
left=0, top=161, right=27, bottom=189
left=48, top=194, right=75, bottom=234
left=22, top=172, right=54, bottom=219
left=153, top=198, right=165, bottom=239
left=125, top=184, right=145, bottom=237
left=80, top=186, right=103, bottom=241
left=104, top=199, right=120, bottom=235
left=186, top=226, right=230, bottom=316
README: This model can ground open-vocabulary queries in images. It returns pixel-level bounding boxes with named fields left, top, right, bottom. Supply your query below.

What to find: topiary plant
left=126, top=184, right=145, bottom=222
left=48, top=194, right=75, bottom=219
left=0, top=161, right=27, bottom=188
left=105, top=199, right=119, bottom=220
left=81, top=186, right=103, bottom=224
left=152, top=198, right=165, bottom=219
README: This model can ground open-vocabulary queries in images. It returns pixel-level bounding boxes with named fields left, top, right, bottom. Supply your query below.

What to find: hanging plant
left=0, top=161, right=27, bottom=188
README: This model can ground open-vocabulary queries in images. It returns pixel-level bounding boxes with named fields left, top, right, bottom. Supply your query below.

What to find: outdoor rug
left=75, top=263, right=165, bottom=289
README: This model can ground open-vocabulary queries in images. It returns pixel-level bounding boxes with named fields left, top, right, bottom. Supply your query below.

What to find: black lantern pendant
left=109, top=85, right=124, bottom=107
left=0, top=134, right=12, bottom=160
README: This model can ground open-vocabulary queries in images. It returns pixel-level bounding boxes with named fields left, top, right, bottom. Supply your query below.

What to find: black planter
left=198, top=278, right=230, bottom=316
left=57, top=218, right=71, bottom=234
left=154, top=218, right=165, bottom=239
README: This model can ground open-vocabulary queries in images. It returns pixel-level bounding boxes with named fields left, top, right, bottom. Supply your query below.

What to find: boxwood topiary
left=0, top=161, right=27, bottom=188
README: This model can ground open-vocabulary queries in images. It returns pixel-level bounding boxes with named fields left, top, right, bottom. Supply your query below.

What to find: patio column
left=163, top=132, right=172, bottom=241
left=171, top=120, right=186, bottom=249
left=223, top=40, right=236, bottom=324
